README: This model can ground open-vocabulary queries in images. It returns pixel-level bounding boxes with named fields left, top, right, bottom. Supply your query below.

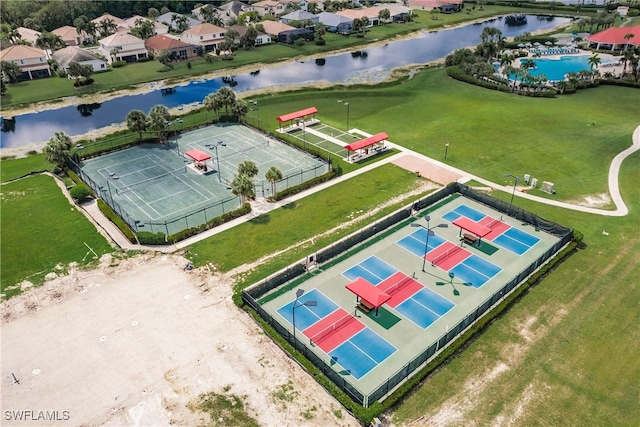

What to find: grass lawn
left=0, top=153, right=50, bottom=182
left=0, top=6, right=586, bottom=109
left=391, top=152, right=640, bottom=425
left=0, top=174, right=113, bottom=297
left=248, top=68, right=638, bottom=203
left=186, top=163, right=425, bottom=272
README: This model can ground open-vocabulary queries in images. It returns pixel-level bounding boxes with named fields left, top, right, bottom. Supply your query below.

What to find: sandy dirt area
left=392, top=154, right=463, bottom=185
left=0, top=253, right=359, bottom=427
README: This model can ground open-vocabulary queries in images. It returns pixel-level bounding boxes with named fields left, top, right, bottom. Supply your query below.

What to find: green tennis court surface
left=258, top=196, right=564, bottom=406
left=79, top=123, right=328, bottom=235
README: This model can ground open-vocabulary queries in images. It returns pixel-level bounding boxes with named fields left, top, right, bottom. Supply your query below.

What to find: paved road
left=78, top=124, right=640, bottom=252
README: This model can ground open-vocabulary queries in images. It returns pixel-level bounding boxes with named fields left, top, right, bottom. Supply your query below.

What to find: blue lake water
left=0, top=15, right=572, bottom=148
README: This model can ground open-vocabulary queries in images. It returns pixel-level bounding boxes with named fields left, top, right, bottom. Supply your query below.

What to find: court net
left=487, top=218, right=501, bottom=229
left=309, top=313, right=354, bottom=345
left=383, top=275, right=413, bottom=295
left=217, top=139, right=269, bottom=160
left=116, top=166, right=187, bottom=194
left=431, top=246, right=462, bottom=266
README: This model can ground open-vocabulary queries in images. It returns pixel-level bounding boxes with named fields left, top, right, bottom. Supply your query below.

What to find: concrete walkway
left=78, top=124, right=640, bottom=252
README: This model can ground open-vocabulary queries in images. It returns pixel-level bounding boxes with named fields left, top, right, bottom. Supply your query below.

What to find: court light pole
left=292, top=289, right=317, bottom=349
left=444, top=143, right=449, bottom=160
left=214, top=141, right=226, bottom=183
left=337, top=100, right=349, bottom=132
left=503, top=173, right=520, bottom=216
left=411, top=215, right=448, bottom=272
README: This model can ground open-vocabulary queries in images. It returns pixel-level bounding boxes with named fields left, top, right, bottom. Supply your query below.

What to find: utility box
left=531, top=178, right=538, bottom=188
left=541, top=181, right=555, bottom=194
left=524, top=174, right=531, bottom=184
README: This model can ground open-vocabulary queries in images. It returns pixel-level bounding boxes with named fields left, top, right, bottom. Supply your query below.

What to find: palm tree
left=0, top=60, right=22, bottom=83
left=216, top=87, right=237, bottom=115
left=499, top=53, right=514, bottom=79
left=203, top=92, right=223, bottom=119
left=35, top=32, right=65, bottom=55
left=231, top=173, right=255, bottom=203
left=232, top=100, right=248, bottom=121
left=99, top=18, right=117, bottom=38
left=237, top=160, right=258, bottom=178
left=126, top=110, right=148, bottom=140
left=265, top=166, right=283, bottom=196
left=84, top=21, right=98, bottom=44
left=588, top=53, right=601, bottom=72
left=148, top=105, right=170, bottom=143
left=44, top=132, right=73, bottom=170
left=378, top=8, right=391, bottom=24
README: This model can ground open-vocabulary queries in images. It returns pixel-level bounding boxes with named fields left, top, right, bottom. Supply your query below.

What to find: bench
left=462, top=233, right=477, bottom=245
left=358, top=300, right=374, bottom=313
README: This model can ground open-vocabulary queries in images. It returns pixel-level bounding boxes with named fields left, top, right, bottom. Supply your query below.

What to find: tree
left=314, top=23, right=327, bottom=43
left=199, top=5, right=217, bottom=23
left=216, top=86, right=237, bottom=115
left=126, top=110, right=148, bottom=140
left=430, top=8, right=440, bottom=20
left=74, top=15, right=89, bottom=41
left=352, top=17, right=365, bottom=37
left=231, top=172, right=255, bottom=203
left=172, top=14, right=189, bottom=32
left=148, top=8, right=160, bottom=18
left=240, top=26, right=258, bottom=49
left=70, top=183, right=92, bottom=203
left=158, top=49, right=173, bottom=68
left=238, top=160, right=258, bottom=178
left=161, top=7, right=170, bottom=15
left=35, top=32, right=65, bottom=53
left=98, top=18, right=118, bottom=38
left=44, top=132, right=72, bottom=170
left=1, top=60, right=22, bottom=83
left=83, top=21, right=98, bottom=44
left=148, top=105, right=170, bottom=143
left=588, top=53, right=601, bottom=72
left=378, top=8, right=391, bottom=24
left=131, top=18, right=156, bottom=40
left=265, top=166, right=283, bottom=196
left=232, top=100, right=248, bottom=121
left=203, top=92, right=223, bottom=118
left=67, top=62, right=93, bottom=83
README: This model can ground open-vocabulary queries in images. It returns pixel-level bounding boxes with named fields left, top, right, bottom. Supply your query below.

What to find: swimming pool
left=526, top=55, right=592, bottom=81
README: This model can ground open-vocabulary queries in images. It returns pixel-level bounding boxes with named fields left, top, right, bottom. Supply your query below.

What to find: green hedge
left=136, top=231, right=166, bottom=245
left=243, top=238, right=579, bottom=423
left=447, top=66, right=557, bottom=98
left=97, top=199, right=137, bottom=243
left=65, top=168, right=82, bottom=185
left=269, top=170, right=337, bottom=201
left=166, top=202, right=251, bottom=244
left=599, top=79, right=640, bottom=89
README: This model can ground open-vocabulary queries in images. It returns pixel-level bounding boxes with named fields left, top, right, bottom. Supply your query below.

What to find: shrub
left=136, top=231, right=166, bottom=245
left=270, top=171, right=336, bottom=201
left=315, top=39, right=326, bottom=46
left=66, top=168, right=82, bottom=185
left=57, top=70, right=68, bottom=78
left=186, top=61, right=192, bottom=69
left=111, top=61, right=127, bottom=68
left=166, top=202, right=251, bottom=243
left=628, top=8, right=639, bottom=17
left=136, top=56, right=153, bottom=63
left=97, top=199, right=137, bottom=243
left=69, top=183, right=92, bottom=202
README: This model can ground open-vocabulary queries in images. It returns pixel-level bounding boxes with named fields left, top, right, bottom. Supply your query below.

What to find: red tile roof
left=587, top=26, right=640, bottom=46
left=145, top=34, right=192, bottom=51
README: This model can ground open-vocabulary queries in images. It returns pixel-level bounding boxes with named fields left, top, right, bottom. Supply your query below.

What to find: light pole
left=444, top=143, right=449, bottom=160
left=249, top=100, right=259, bottom=126
left=213, top=141, right=226, bottom=183
left=292, top=289, right=317, bottom=349
left=411, top=215, right=448, bottom=272
left=503, top=173, right=520, bottom=216
left=337, top=100, right=349, bottom=132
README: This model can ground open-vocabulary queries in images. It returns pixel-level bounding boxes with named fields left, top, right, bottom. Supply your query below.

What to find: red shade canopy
left=345, top=277, right=391, bottom=308
left=276, top=107, right=318, bottom=123
left=452, top=216, right=491, bottom=238
left=344, top=132, right=388, bottom=152
left=185, top=149, right=211, bottom=162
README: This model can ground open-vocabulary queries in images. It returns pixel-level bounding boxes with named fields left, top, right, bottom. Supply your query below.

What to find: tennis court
left=79, top=123, right=328, bottom=235
left=258, top=195, right=564, bottom=405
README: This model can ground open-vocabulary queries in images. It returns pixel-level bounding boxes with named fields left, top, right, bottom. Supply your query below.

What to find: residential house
left=52, top=26, right=90, bottom=46
left=16, top=27, right=41, bottom=46
left=0, top=45, right=51, bottom=80
left=99, top=32, right=148, bottom=62
left=336, top=8, right=381, bottom=27
left=252, top=0, right=287, bottom=18
left=52, top=46, right=107, bottom=73
left=218, top=1, right=253, bottom=24
left=179, top=23, right=226, bottom=52
left=280, top=10, right=319, bottom=25
left=408, top=0, right=464, bottom=13
left=277, top=28, right=314, bottom=44
left=228, top=25, right=272, bottom=46
left=91, top=13, right=128, bottom=33
left=155, top=12, right=202, bottom=31
left=379, top=3, right=413, bottom=22
left=192, top=4, right=220, bottom=21
left=315, top=12, right=352, bottom=34
left=145, top=34, right=200, bottom=60
left=259, top=21, right=296, bottom=39
left=124, top=16, right=169, bottom=35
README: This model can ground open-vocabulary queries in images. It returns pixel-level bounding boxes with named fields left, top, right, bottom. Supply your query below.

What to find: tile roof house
left=252, top=0, right=287, bottom=17
left=155, top=12, right=202, bottom=30
left=124, top=16, right=169, bottom=35
left=52, top=46, right=107, bottom=73
left=587, top=26, right=640, bottom=51
left=228, top=25, right=272, bottom=46
left=145, top=34, right=200, bottom=60
left=408, top=0, right=464, bottom=13
left=336, top=8, right=381, bottom=26
left=52, top=25, right=90, bottom=46
left=98, top=32, right=148, bottom=63
left=259, top=20, right=296, bottom=38
left=16, top=27, right=42, bottom=46
left=0, top=45, right=51, bottom=80
left=280, top=10, right=319, bottom=25
left=315, top=12, right=352, bottom=35
left=218, top=1, right=253, bottom=24
left=91, top=13, right=126, bottom=26
left=179, top=23, right=226, bottom=52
